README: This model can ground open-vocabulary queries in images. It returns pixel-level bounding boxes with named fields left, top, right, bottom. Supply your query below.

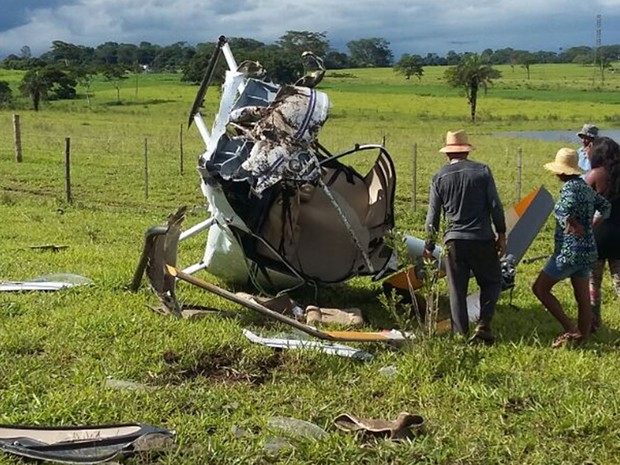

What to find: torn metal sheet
left=0, top=423, right=174, bottom=464
left=242, top=329, right=373, bottom=361
left=0, top=274, right=93, bottom=292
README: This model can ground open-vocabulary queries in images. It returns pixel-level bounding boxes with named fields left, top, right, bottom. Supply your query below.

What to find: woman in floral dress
left=532, top=148, right=611, bottom=347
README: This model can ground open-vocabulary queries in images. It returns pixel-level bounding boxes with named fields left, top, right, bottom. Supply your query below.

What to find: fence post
left=143, top=138, right=149, bottom=200
left=179, top=123, right=184, bottom=175
left=412, top=142, right=418, bottom=212
left=516, top=147, right=523, bottom=202
left=13, top=114, right=22, bottom=162
left=64, top=137, right=72, bottom=204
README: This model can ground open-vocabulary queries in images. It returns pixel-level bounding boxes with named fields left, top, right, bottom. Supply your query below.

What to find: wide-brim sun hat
left=543, top=147, right=582, bottom=176
left=439, top=130, right=475, bottom=153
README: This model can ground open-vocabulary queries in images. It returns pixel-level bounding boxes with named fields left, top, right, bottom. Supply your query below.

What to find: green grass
left=1, top=63, right=620, bottom=464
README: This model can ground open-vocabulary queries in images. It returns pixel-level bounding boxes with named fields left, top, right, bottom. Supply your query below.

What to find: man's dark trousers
left=444, top=239, right=502, bottom=335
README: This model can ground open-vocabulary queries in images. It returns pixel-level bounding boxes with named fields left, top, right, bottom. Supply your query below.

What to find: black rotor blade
left=187, top=35, right=227, bottom=129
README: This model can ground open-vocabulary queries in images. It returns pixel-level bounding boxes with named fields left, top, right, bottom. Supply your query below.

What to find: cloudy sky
left=2, top=0, right=620, bottom=59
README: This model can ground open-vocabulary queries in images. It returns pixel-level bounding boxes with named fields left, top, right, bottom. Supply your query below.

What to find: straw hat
left=439, top=130, right=475, bottom=153
left=543, top=148, right=582, bottom=176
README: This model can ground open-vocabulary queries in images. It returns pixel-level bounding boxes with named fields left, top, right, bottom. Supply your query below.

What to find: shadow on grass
left=494, top=300, right=620, bottom=350
left=103, top=99, right=177, bottom=106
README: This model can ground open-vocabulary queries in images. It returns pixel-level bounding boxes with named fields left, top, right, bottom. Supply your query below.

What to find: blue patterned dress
left=553, top=178, right=611, bottom=269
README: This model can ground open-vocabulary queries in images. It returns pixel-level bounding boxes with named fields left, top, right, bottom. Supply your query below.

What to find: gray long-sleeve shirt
left=425, top=159, right=506, bottom=245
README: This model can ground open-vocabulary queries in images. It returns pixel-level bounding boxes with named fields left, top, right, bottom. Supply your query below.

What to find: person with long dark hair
left=585, top=136, right=620, bottom=330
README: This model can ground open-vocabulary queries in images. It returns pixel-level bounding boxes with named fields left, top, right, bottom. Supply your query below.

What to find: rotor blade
left=187, top=35, right=227, bottom=129
left=165, top=265, right=404, bottom=343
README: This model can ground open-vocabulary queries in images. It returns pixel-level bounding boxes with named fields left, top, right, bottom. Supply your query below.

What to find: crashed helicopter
left=132, top=36, right=401, bottom=314
left=131, top=36, right=553, bottom=328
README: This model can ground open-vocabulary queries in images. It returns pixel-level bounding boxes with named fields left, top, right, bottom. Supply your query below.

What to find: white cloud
left=0, top=0, right=619, bottom=57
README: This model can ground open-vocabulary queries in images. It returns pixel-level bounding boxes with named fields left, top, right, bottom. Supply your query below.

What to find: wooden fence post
left=179, top=123, right=184, bottom=175
left=412, top=143, right=418, bottom=212
left=13, top=114, right=22, bottom=162
left=143, top=138, right=149, bottom=200
left=64, top=137, right=72, bottom=204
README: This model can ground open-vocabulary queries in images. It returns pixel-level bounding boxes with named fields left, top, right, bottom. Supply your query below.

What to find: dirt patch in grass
left=157, top=347, right=283, bottom=386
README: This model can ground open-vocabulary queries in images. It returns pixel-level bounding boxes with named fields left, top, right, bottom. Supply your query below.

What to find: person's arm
left=424, top=178, right=441, bottom=255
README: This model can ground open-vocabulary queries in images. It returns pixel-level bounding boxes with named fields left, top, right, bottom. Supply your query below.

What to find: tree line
left=1, top=30, right=619, bottom=117
left=3, top=31, right=619, bottom=77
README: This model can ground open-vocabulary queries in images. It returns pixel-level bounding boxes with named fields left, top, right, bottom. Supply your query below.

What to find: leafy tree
left=95, top=42, right=120, bottom=65
left=44, top=66, right=78, bottom=99
left=152, top=42, right=195, bottom=72
left=19, top=65, right=77, bottom=110
left=560, top=46, right=593, bottom=63
left=480, top=48, right=494, bottom=63
left=517, top=51, right=536, bottom=79
left=489, top=47, right=515, bottom=65
left=228, top=37, right=265, bottom=52
left=347, top=38, right=393, bottom=67
left=259, top=45, right=304, bottom=84
left=446, top=50, right=462, bottom=65
left=181, top=41, right=226, bottom=84
left=137, top=41, right=160, bottom=68
left=276, top=31, right=329, bottom=58
left=422, top=52, right=444, bottom=66
left=48, top=41, right=94, bottom=65
left=444, top=53, right=501, bottom=122
left=117, top=43, right=138, bottom=66
left=20, top=46, right=31, bottom=59
left=102, top=65, right=128, bottom=103
left=323, top=50, right=349, bottom=69
left=2, top=56, right=48, bottom=70
left=595, top=49, right=614, bottom=84
left=393, top=54, right=424, bottom=80
left=0, top=81, right=12, bottom=108
left=72, top=65, right=97, bottom=106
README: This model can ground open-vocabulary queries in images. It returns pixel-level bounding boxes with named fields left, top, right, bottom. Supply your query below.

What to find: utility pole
left=596, top=14, right=603, bottom=84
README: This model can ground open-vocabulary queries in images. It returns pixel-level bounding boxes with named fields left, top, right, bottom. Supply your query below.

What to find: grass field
left=1, top=62, right=620, bottom=464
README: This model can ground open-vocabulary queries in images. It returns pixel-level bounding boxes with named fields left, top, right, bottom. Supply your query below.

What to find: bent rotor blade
left=165, top=266, right=405, bottom=343
left=187, top=35, right=227, bottom=129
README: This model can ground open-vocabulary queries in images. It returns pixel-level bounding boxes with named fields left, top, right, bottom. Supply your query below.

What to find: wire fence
left=1, top=113, right=208, bottom=210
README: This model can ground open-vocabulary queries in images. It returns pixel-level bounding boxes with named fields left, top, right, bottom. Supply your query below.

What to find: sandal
left=552, top=332, right=582, bottom=348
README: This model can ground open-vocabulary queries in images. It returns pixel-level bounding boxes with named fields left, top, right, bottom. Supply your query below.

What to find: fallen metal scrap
left=0, top=274, right=93, bottom=292
left=242, top=329, right=373, bottom=361
left=0, top=423, right=175, bottom=464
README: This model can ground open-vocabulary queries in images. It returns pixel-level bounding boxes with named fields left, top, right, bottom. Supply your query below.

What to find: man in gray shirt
left=424, top=130, right=506, bottom=343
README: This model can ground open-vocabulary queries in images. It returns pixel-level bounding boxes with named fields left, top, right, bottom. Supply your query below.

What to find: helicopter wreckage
left=131, top=37, right=553, bottom=338
left=131, top=36, right=411, bottom=313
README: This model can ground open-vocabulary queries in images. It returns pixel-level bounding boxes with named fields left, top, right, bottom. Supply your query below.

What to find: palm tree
left=444, top=54, right=501, bottom=122
left=19, top=69, right=49, bottom=111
